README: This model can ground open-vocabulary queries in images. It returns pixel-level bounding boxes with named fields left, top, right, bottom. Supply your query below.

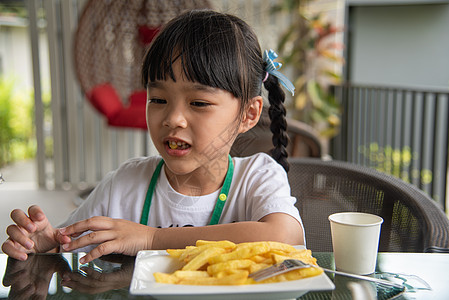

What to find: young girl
left=2, top=10, right=304, bottom=263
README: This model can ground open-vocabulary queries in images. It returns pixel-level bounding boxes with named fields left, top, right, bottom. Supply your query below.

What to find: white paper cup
left=329, top=212, right=383, bottom=275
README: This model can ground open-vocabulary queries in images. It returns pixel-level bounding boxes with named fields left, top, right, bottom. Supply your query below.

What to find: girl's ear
left=238, top=96, right=263, bottom=134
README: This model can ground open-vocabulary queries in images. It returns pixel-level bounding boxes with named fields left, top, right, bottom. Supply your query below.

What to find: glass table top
left=0, top=252, right=447, bottom=299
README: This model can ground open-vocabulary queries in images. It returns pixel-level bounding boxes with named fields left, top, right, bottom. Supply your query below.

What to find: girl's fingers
left=10, top=209, right=35, bottom=233
left=61, top=230, right=116, bottom=252
left=60, top=216, right=112, bottom=237
left=59, top=234, right=72, bottom=245
left=79, top=241, right=116, bottom=263
left=1, top=239, right=28, bottom=261
left=28, top=205, right=46, bottom=223
left=5, top=225, right=34, bottom=251
left=55, top=229, right=71, bottom=244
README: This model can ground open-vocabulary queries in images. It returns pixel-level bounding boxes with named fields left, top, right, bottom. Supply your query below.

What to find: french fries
left=154, top=240, right=323, bottom=285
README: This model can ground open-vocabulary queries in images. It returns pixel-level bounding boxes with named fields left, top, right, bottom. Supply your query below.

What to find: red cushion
left=109, top=105, right=147, bottom=129
left=138, top=25, right=160, bottom=45
left=129, top=90, right=147, bottom=106
left=87, top=84, right=147, bottom=129
left=88, top=84, right=123, bottom=119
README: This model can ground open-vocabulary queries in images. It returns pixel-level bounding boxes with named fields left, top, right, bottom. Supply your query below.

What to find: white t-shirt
left=59, top=153, right=303, bottom=236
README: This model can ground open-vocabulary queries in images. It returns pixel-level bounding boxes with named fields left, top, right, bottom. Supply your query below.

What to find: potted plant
left=273, top=0, right=344, bottom=139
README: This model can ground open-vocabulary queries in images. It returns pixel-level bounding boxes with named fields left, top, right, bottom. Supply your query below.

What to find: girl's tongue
left=168, top=140, right=190, bottom=150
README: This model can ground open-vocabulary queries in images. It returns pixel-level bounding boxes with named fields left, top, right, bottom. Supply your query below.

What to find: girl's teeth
left=168, top=141, right=188, bottom=150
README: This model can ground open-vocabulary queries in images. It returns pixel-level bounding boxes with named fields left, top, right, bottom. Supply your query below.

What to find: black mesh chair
left=288, top=157, right=449, bottom=253
left=231, top=108, right=325, bottom=158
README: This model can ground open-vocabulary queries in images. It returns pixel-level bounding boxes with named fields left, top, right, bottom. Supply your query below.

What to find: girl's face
left=146, top=61, right=245, bottom=181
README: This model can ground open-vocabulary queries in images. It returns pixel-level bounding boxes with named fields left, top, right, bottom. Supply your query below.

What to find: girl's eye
left=148, top=98, right=166, bottom=104
left=190, top=101, right=211, bottom=107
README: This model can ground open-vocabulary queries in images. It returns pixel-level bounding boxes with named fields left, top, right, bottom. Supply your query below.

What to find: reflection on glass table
left=301, top=252, right=448, bottom=300
left=0, top=252, right=448, bottom=299
left=0, top=253, right=143, bottom=299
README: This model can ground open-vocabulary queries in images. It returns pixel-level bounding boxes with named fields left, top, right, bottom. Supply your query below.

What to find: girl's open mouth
left=167, top=140, right=190, bottom=150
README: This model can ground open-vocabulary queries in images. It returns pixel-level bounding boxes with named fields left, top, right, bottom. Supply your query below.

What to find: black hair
left=142, top=10, right=289, bottom=172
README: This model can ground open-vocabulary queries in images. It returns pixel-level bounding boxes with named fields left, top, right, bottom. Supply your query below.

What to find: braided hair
left=142, top=10, right=289, bottom=171
left=263, top=75, right=289, bottom=172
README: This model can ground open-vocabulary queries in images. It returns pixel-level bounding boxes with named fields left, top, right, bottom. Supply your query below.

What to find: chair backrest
left=288, top=157, right=449, bottom=252
left=230, top=108, right=326, bottom=158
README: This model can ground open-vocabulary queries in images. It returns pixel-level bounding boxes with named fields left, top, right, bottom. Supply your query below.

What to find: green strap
left=140, top=155, right=234, bottom=226
left=209, top=155, right=234, bottom=225
left=140, top=159, right=164, bottom=225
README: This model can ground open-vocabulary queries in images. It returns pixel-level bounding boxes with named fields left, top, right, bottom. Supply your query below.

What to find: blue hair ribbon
left=263, top=49, right=295, bottom=96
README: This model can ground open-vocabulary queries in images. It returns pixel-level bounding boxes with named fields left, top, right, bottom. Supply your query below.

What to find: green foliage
left=0, top=77, right=14, bottom=166
left=0, top=77, right=36, bottom=167
left=0, top=3, right=27, bottom=18
left=272, top=0, right=344, bottom=138
left=359, top=142, right=433, bottom=186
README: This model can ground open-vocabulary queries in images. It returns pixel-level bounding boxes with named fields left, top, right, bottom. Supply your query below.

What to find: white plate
left=129, top=248, right=335, bottom=300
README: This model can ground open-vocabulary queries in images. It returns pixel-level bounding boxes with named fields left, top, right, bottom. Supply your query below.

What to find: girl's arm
left=59, top=212, right=304, bottom=264
left=152, top=213, right=304, bottom=249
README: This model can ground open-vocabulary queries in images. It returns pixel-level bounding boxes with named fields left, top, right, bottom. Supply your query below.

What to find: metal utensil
left=248, top=259, right=404, bottom=290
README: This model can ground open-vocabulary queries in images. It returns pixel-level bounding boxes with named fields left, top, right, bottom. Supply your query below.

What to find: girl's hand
left=1, top=205, right=70, bottom=261
left=59, top=217, right=155, bottom=263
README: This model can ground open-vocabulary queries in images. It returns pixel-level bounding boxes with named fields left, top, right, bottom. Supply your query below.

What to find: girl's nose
left=162, top=106, right=188, bottom=129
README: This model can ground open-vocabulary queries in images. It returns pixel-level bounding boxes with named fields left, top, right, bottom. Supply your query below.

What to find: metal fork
left=248, top=259, right=404, bottom=290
